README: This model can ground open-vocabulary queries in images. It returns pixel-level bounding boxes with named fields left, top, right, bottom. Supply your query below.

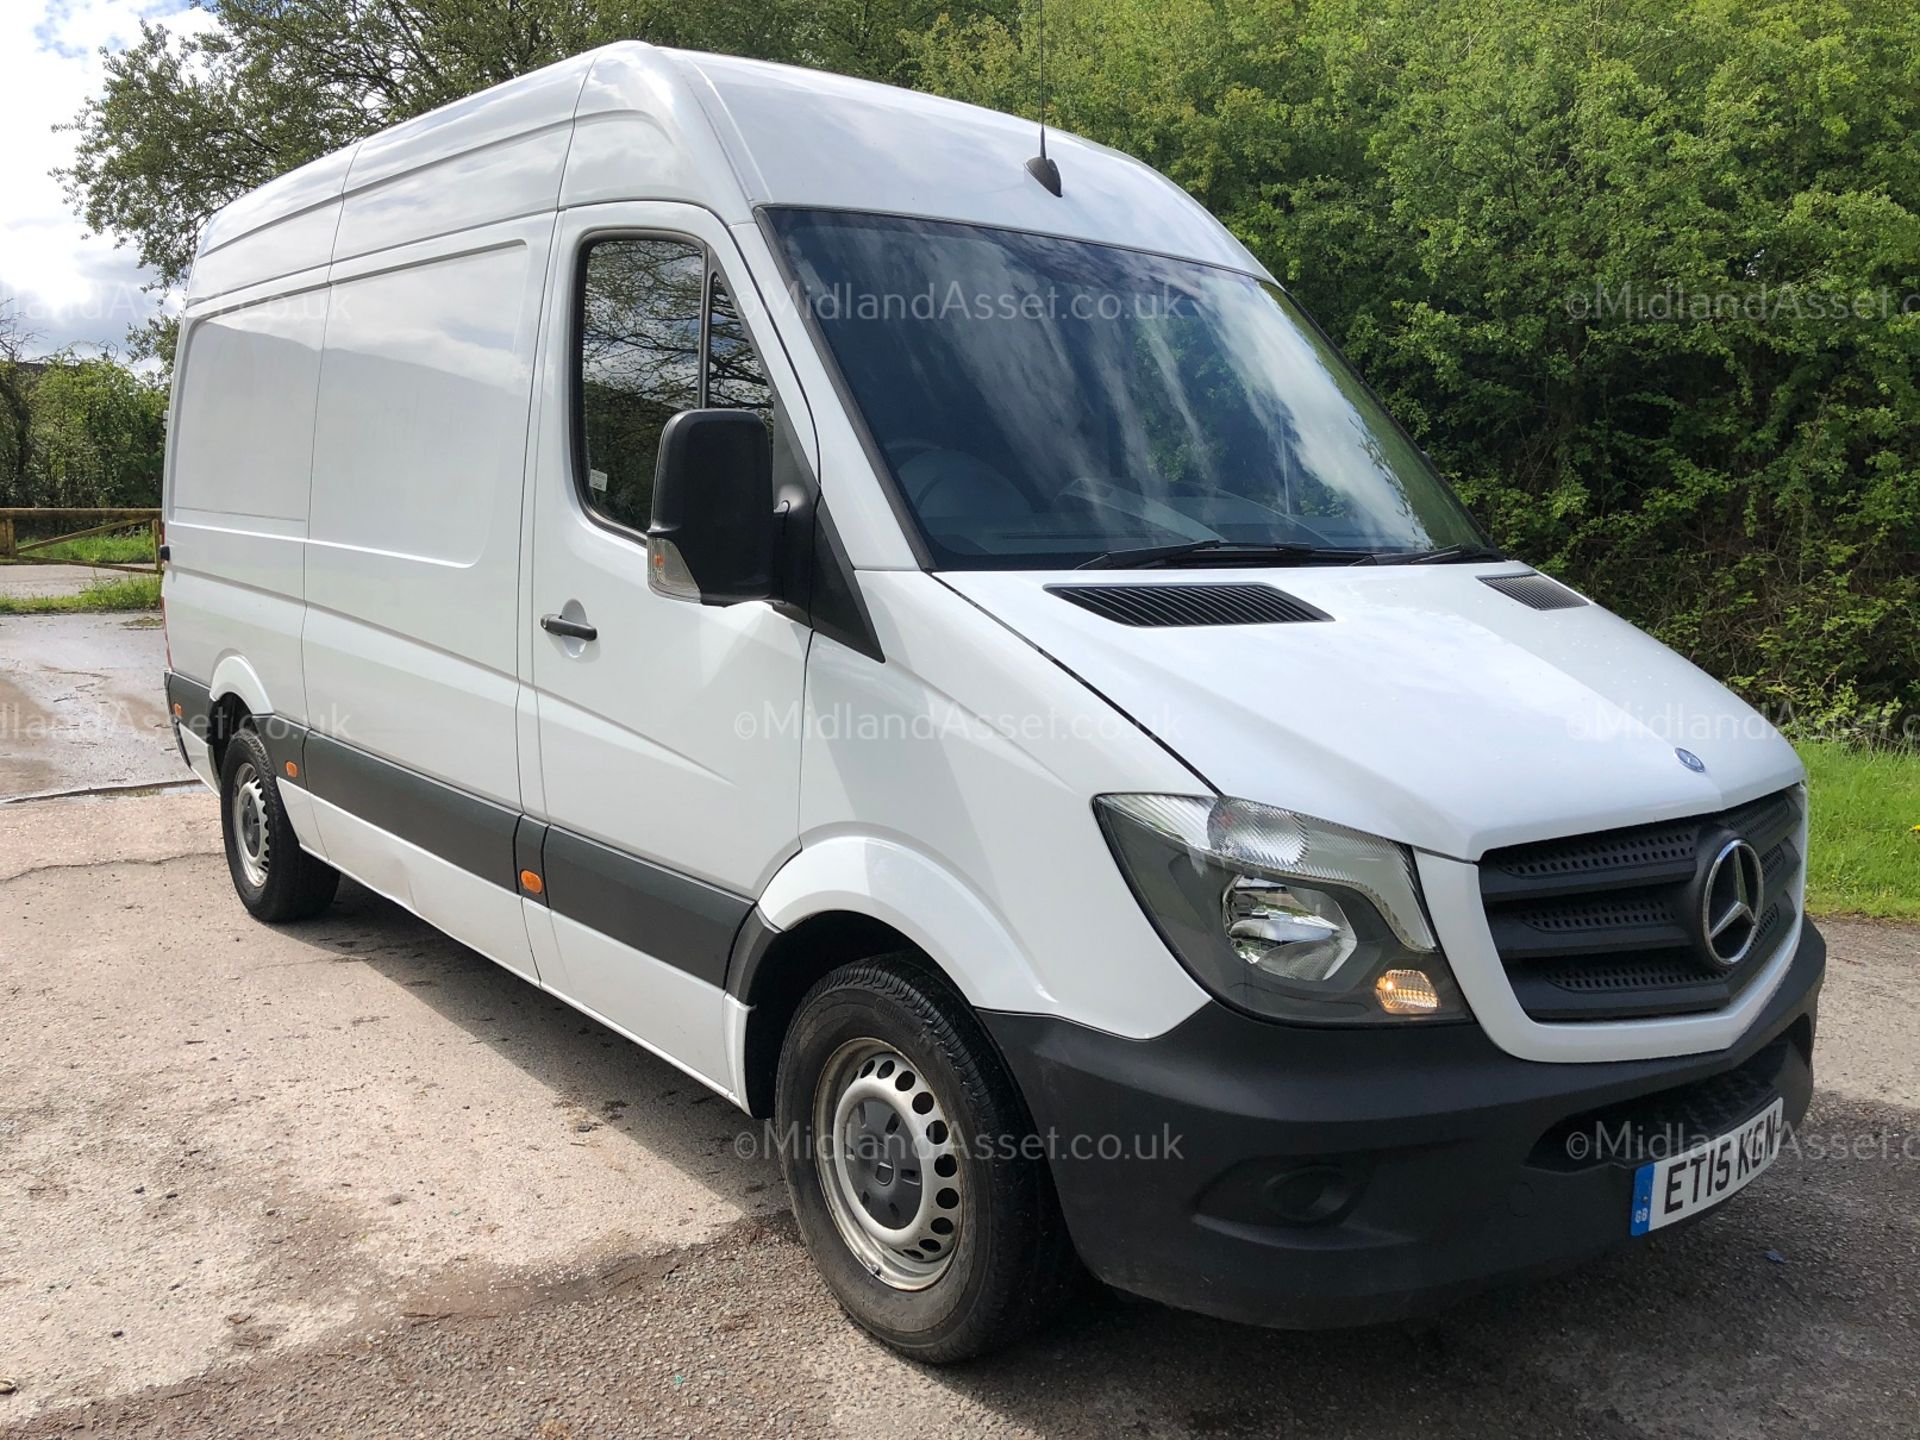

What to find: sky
left=0, top=0, right=218, bottom=360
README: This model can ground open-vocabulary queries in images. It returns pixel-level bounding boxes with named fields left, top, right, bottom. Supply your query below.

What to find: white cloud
left=0, top=0, right=219, bottom=359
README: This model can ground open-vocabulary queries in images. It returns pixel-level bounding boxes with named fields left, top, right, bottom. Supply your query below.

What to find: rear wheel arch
left=216, top=724, right=338, bottom=922
left=205, top=654, right=274, bottom=771
left=207, top=653, right=272, bottom=715
left=208, top=693, right=252, bottom=773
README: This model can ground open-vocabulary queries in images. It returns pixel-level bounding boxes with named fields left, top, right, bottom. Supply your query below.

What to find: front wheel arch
left=737, top=911, right=959, bottom=1120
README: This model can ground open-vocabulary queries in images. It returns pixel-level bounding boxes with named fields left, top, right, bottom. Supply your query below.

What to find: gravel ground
left=1, top=791, right=1915, bottom=1438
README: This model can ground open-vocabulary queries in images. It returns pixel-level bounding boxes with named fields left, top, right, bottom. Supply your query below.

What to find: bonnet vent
left=1046, top=583, right=1330, bottom=627
left=1479, top=571, right=1588, bottom=612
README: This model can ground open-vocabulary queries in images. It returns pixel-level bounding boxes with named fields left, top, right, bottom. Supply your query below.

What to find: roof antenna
left=1024, top=0, right=1063, bottom=196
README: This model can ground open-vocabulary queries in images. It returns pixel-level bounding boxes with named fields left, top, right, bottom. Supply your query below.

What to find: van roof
left=187, top=42, right=1263, bottom=305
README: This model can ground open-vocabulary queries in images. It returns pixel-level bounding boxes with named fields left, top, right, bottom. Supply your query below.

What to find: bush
left=21, top=357, right=168, bottom=508
left=915, top=0, right=1920, bottom=725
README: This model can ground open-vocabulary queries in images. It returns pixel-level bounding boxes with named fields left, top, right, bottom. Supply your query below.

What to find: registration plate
left=1630, top=1097, right=1785, bottom=1236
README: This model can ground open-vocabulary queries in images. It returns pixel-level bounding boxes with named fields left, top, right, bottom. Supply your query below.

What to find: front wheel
left=775, top=957, right=1076, bottom=1362
left=219, top=725, right=339, bottom=923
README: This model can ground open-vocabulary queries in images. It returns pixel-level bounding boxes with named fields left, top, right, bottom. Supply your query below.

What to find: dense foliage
left=58, top=0, right=1920, bottom=725
left=24, top=357, right=170, bottom=508
left=0, top=307, right=167, bottom=508
left=914, top=0, right=1920, bottom=728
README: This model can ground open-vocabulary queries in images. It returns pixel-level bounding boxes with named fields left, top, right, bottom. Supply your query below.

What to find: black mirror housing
left=648, top=409, right=776, bottom=606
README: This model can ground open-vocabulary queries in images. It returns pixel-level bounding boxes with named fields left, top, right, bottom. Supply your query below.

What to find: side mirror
left=647, top=409, right=776, bottom=606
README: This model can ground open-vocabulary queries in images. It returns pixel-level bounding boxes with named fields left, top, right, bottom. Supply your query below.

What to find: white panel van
left=162, top=43, right=1823, bottom=1360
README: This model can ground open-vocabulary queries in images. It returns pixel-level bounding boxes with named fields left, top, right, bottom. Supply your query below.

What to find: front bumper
left=983, top=921, right=1824, bottom=1329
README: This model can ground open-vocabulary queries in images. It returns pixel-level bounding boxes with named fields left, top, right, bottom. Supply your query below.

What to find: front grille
left=1479, top=787, right=1803, bottom=1022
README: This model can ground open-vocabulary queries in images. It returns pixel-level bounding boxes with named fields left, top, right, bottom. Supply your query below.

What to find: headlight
left=1095, top=794, right=1468, bottom=1024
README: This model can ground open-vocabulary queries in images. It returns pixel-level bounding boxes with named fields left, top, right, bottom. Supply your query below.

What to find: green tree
left=0, top=302, right=36, bottom=500
left=917, top=0, right=1920, bottom=723
left=909, top=0, right=1301, bottom=224
left=61, top=0, right=1014, bottom=307
left=26, top=357, right=169, bottom=508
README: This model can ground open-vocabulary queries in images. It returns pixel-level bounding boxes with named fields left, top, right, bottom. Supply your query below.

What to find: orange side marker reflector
left=283, top=761, right=300, bottom=779
left=520, top=870, right=544, bottom=896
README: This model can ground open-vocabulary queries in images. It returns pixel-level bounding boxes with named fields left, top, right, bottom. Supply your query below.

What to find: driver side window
left=576, top=237, right=776, bottom=534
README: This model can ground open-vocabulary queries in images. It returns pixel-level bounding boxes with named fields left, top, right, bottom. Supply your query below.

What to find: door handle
left=540, top=612, right=598, bottom=642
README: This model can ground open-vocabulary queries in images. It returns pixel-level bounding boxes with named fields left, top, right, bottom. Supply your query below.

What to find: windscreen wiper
left=1393, top=543, right=1507, bottom=565
left=1076, top=539, right=1379, bottom=570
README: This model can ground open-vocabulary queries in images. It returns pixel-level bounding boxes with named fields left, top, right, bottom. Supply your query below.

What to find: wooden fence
left=0, top=508, right=163, bottom=574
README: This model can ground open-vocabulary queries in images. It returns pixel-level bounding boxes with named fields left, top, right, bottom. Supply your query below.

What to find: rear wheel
left=775, top=956, right=1076, bottom=1362
left=219, top=725, right=338, bottom=922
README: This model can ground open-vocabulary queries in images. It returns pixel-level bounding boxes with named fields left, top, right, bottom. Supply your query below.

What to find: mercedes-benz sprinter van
left=161, top=43, right=1823, bottom=1361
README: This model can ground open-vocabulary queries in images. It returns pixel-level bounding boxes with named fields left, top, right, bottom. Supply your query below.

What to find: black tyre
left=219, top=725, right=339, bottom=922
left=775, top=955, right=1077, bottom=1362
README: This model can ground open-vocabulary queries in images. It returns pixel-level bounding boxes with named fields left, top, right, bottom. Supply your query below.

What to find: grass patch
left=7, top=531, right=157, bottom=565
left=1799, top=739, right=1920, bottom=921
left=0, top=574, right=162, bottom=614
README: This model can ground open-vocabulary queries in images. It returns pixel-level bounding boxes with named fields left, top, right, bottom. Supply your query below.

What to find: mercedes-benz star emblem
left=1700, top=838, right=1764, bottom=969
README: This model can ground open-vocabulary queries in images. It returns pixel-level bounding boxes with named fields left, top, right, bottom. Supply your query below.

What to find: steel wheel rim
left=231, top=760, right=270, bottom=889
left=813, top=1038, right=964, bottom=1291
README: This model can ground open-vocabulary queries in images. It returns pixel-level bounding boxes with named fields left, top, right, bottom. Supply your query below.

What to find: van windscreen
left=765, top=208, right=1485, bottom=570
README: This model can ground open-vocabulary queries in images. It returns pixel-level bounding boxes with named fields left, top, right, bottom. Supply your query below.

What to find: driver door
left=524, top=203, right=813, bottom=1087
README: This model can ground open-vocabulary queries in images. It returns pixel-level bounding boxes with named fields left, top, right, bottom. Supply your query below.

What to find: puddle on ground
left=0, top=673, right=57, bottom=795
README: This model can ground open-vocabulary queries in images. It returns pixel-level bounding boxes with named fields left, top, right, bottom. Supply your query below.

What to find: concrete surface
left=0, top=614, right=177, bottom=800
left=0, top=565, right=128, bottom=602
left=0, top=790, right=1915, bottom=1438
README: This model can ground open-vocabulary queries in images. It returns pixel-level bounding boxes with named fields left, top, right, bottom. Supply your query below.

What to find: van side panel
left=560, top=48, right=752, bottom=212
left=793, top=573, right=1214, bottom=1041
left=333, top=125, right=575, bottom=262
left=302, top=229, right=548, bottom=806
left=332, top=54, right=590, bottom=262
left=305, top=791, right=540, bottom=983
left=186, top=148, right=354, bottom=307
left=189, top=201, right=347, bottom=304
left=164, top=285, right=330, bottom=722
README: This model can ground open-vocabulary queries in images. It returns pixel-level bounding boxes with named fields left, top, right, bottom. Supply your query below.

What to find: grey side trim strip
left=514, top=816, right=549, bottom=906
left=302, top=733, right=520, bottom=891
left=543, top=827, right=751, bottom=989
left=724, top=908, right=782, bottom=1003
left=163, top=670, right=305, bottom=781
left=256, top=715, right=309, bottom=786
left=290, top=730, right=752, bottom=987
left=164, top=671, right=213, bottom=741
